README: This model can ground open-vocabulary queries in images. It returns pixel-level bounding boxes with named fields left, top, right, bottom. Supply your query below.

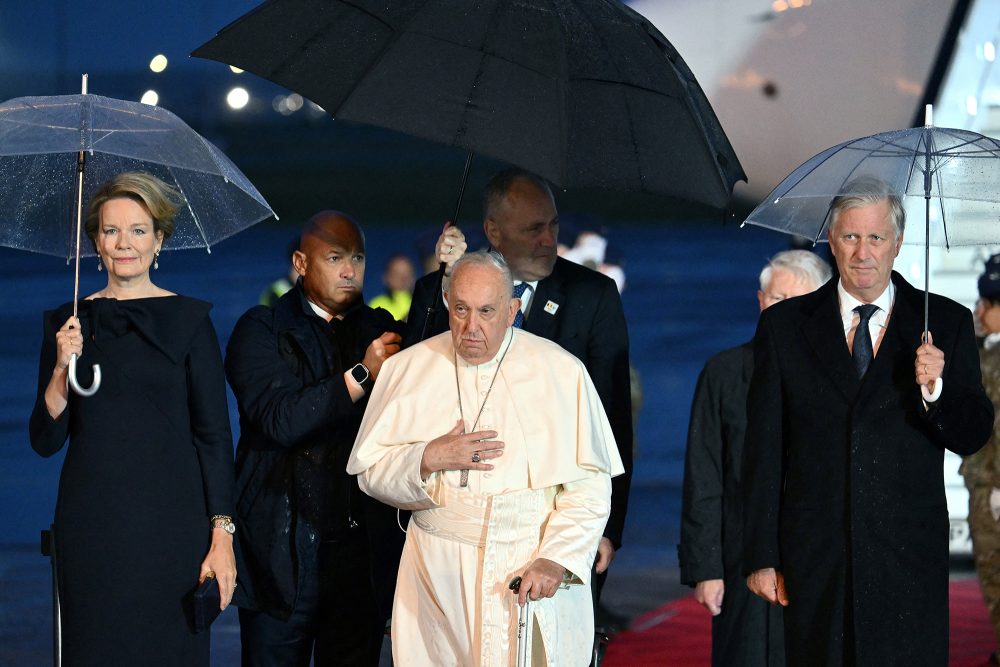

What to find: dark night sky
left=0, top=1, right=722, bottom=223
left=1, top=2, right=256, bottom=78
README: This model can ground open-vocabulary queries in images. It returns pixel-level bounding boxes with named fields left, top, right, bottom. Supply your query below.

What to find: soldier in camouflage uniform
left=965, top=253, right=1000, bottom=665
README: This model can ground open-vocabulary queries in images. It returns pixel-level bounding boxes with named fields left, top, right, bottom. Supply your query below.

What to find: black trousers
left=239, top=537, right=381, bottom=667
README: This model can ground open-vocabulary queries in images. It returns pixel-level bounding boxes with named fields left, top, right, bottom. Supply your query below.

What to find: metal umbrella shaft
left=919, top=111, right=942, bottom=402
left=67, top=74, right=101, bottom=397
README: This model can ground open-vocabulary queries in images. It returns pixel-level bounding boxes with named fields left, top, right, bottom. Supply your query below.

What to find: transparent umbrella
left=0, top=77, right=276, bottom=395
left=742, top=106, right=1000, bottom=400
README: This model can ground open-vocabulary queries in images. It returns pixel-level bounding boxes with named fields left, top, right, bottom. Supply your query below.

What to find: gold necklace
left=455, top=329, right=512, bottom=487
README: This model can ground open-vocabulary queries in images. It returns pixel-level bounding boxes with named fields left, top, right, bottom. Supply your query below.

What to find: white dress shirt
left=513, top=280, right=538, bottom=317
left=837, top=280, right=894, bottom=355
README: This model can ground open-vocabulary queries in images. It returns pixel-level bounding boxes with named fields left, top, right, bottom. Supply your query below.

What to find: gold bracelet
left=210, top=515, right=236, bottom=534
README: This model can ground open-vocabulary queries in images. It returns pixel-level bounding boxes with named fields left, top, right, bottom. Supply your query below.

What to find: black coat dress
left=29, top=297, right=235, bottom=667
left=680, top=342, right=784, bottom=667
left=743, top=274, right=993, bottom=666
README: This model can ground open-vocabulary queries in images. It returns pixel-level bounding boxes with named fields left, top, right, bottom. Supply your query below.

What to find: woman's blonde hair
left=85, top=172, right=182, bottom=249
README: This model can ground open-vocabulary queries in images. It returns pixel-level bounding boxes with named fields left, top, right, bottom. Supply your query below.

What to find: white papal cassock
left=347, top=328, right=624, bottom=666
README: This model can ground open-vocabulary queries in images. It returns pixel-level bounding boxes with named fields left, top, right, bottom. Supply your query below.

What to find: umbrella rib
left=925, top=129, right=952, bottom=250
left=308, top=0, right=434, bottom=119
left=569, top=0, right=645, bottom=190
left=167, top=166, right=212, bottom=254
left=901, top=132, right=926, bottom=201
left=451, top=0, right=512, bottom=153
left=934, top=164, right=950, bottom=250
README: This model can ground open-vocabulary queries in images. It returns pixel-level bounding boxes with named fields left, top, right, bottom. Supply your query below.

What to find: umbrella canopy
left=743, top=126, right=1000, bottom=247
left=0, top=93, right=276, bottom=259
left=192, top=0, right=745, bottom=208
left=742, top=117, right=1000, bottom=403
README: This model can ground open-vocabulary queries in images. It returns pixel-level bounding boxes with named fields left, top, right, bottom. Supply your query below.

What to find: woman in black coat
left=29, top=172, right=236, bottom=666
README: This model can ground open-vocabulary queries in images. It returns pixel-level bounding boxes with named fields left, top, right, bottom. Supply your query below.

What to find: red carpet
left=604, top=579, right=994, bottom=666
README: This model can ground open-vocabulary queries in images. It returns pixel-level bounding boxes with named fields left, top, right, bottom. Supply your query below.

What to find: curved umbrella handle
left=68, top=353, right=101, bottom=397
left=920, top=378, right=943, bottom=403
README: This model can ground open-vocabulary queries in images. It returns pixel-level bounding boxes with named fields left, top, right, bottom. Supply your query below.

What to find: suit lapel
left=524, top=266, right=565, bottom=340
left=886, top=273, right=924, bottom=348
left=801, top=282, right=862, bottom=402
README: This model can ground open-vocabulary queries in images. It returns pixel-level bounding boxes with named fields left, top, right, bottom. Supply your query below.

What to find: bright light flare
left=140, top=90, right=159, bottom=106
left=227, top=87, right=250, bottom=110
left=230, top=65, right=244, bottom=74
left=149, top=54, right=168, bottom=73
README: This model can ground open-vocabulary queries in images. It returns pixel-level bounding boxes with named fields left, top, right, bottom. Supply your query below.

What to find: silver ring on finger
left=471, top=451, right=481, bottom=464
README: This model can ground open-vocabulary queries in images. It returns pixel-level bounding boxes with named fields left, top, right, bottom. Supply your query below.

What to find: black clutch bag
left=191, top=574, right=222, bottom=633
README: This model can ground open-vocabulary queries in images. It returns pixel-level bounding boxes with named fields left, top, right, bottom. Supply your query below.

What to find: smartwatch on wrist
left=350, top=362, right=374, bottom=394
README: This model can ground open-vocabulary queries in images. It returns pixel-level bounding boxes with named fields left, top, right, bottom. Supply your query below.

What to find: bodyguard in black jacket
left=225, top=212, right=401, bottom=666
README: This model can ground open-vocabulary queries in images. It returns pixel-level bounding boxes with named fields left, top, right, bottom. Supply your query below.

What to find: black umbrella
left=192, top=0, right=745, bottom=208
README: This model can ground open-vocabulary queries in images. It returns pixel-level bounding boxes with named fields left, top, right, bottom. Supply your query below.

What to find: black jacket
left=405, top=257, right=633, bottom=547
left=225, top=283, right=402, bottom=618
left=679, top=342, right=784, bottom=666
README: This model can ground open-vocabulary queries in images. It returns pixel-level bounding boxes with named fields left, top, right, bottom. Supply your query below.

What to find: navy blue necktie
left=852, top=304, right=879, bottom=377
left=512, top=283, right=529, bottom=329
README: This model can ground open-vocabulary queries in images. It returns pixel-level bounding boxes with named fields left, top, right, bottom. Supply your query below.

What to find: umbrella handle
left=68, top=353, right=101, bottom=397
left=920, top=378, right=942, bottom=403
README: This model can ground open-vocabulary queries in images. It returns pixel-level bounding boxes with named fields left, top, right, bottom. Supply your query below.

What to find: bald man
left=225, top=211, right=402, bottom=666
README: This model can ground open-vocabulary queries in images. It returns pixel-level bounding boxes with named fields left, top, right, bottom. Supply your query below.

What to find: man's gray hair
left=449, top=250, right=514, bottom=294
left=483, top=167, right=554, bottom=222
left=759, top=249, right=833, bottom=292
left=828, top=176, right=906, bottom=238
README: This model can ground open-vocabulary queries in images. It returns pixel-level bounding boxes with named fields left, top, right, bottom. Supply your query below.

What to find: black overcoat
left=742, top=273, right=992, bottom=666
left=680, top=342, right=784, bottom=666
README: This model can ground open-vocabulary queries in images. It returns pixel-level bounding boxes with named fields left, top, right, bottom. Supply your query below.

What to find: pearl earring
left=97, top=256, right=102, bottom=272
left=154, top=249, right=160, bottom=270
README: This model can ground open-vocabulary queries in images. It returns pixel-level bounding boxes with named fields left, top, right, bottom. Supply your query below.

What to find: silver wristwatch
left=211, top=515, right=236, bottom=534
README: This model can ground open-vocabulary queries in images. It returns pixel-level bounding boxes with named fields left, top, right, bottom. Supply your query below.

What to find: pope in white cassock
left=347, top=251, right=624, bottom=666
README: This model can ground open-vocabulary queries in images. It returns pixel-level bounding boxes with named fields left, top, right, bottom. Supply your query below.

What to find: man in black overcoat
left=225, top=212, right=402, bottom=665
left=680, top=249, right=831, bottom=666
left=404, top=168, right=633, bottom=595
left=743, top=178, right=993, bottom=666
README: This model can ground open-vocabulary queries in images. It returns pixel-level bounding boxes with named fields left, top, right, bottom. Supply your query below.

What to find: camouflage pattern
left=962, top=344, right=1000, bottom=646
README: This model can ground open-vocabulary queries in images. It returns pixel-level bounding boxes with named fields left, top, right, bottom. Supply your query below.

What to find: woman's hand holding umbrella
left=43, top=316, right=83, bottom=419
